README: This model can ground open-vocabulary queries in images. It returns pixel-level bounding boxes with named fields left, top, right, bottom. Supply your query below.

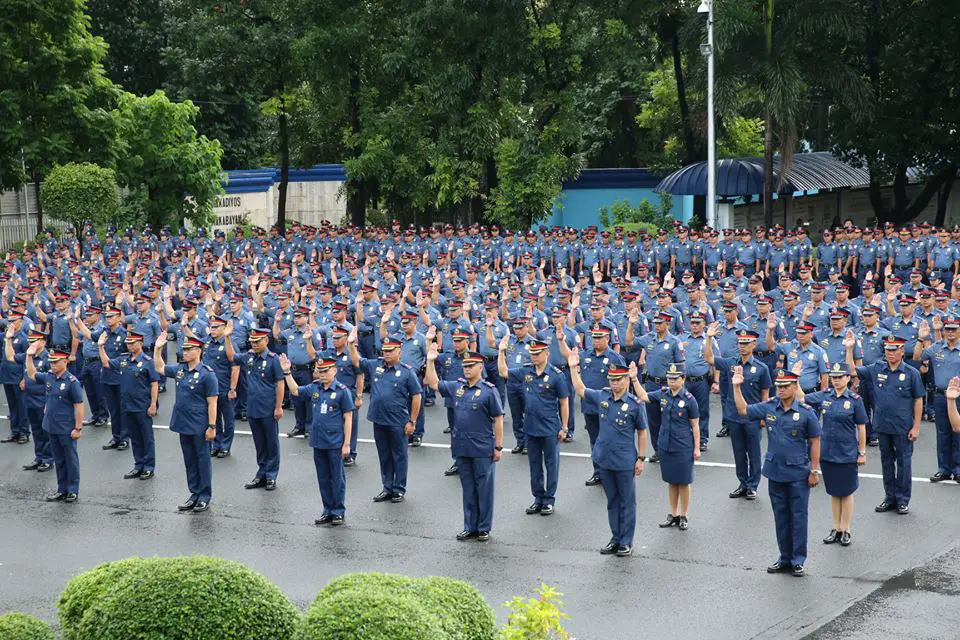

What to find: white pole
left=706, top=0, right=716, bottom=229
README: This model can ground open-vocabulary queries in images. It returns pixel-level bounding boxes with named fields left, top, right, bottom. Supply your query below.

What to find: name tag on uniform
left=320, top=403, right=328, bottom=414
left=678, top=400, right=685, bottom=407
left=663, top=343, right=670, bottom=350
left=395, top=370, right=401, bottom=377
left=793, top=413, right=800, bottom=421
left=899, top=373, right=905, bottom=381
left=808, top=353, right=815, bottom=360
left=843, top=401, right=850, bottom=409
left=750, top=366, right=756, bottom=373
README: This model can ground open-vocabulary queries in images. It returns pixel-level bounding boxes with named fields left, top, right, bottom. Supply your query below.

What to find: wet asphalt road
left=1, top=392, right=959, bottom=639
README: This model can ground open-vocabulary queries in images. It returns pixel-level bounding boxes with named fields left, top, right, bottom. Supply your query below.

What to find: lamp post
left=698, top=0, right=716, bottom=229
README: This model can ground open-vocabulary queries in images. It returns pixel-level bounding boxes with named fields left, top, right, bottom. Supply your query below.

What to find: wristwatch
left=858, top=449, right=866, bottom=456
left=494, top=446, right=503, bottom=452
left=637, top=455, right=646, bottom=462
left=811, top=469, right=821, bottom=476
left=208, top=424, right=216, bottom=429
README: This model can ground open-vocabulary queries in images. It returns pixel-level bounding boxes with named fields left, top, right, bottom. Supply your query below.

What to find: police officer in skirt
left=796, top=358, right=867, bottom=546
left=25, top=342, right=83, bottom=503
left=282, top=355, right=354, bottom=526
left=425, top=345, right=504, bottom=541
left=568, top=350, right=648, bottom=556
left=733, top=366, right=821, bottom=577
left=155, top=331, right=218, bottom=513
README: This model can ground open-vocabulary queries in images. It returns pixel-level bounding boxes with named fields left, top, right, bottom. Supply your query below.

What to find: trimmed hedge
left=0, top=612, right=54, bottom=640
left=300, top=589, right=444, bottom=640
left=301, top=573, right=496, bottom=640
left=67, top=556, right=299, bottom=640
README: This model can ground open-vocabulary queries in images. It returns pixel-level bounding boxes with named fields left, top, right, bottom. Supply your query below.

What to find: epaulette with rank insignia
left=482, top=380, right=495, bottom=389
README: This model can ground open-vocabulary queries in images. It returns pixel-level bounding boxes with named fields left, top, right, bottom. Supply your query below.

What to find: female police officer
left=796, top=358, right=867, bottom=546
left=630, top=362, right=700, bottom=531
left=567, top=349, right=647, bottom=556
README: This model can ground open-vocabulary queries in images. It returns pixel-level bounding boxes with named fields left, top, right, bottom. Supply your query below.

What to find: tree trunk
left=870, top=164, right=956, bottom=225
left=671, top=27, right=697, bottom=165
left=346, top=61, right=365, bottom=227
left=935, top=169, right=956, bottom=227
left=276, top=105, right=289, bottom=233
left=31, top=168, right=43, bottom=237
left=762, top=106, right=774, bottom=228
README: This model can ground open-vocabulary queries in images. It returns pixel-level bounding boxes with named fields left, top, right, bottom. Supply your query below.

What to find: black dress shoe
left=343, top=457, right=355, bottom=467
left=315, top=514, right=333, bottom=525
left=540, top=504, right=554, bottom=516
left=140, top=470, right=154, bottom=480
left=767, top=560, right=791, bottom=573
left=443, top=427, right=452, bottom=434
left=22, top=462, right=40, bottom=471
left=193, top=501, right=209, bottom=513
left=265, top=479, right=277, bottom=491
left=525, top=503, right=543, bottom=515
left=286, top=428, right=306, bottom=438
left=521, top=446, right=528, bottom=455
left=64, top=492, right=78, bottom=503
left=791, top=564, right=805, bottom=577
left=563, top=433, right=574, bottom=443
left=745, top=489, right=758, bottom=500
left=82, top=418, right=97, bottom=426
left=585, top=475, right=602, bottom=486
left=244, top=477, right=267, bottom=490
left=823, top=529, right=840, bottom=544
left=658, top=514, right=678, bottom=528
left=123, top=469, right=143, bottom=479
left=699, top=442, right=708, bottom=452
left=600, top=541, right=618, bottom=555
left=330, top=515, right=344, bottom=526
left=839, top=531, right=852, bottom=546
left=875, top=500, right=896, bottom=512
left=178, top=500, right=197, bottom=511
left=424, top=398, right=435, bottom=407
left=373, top=490, right=393, bottom=502
left=616, top=545, right=633, bottom=557
left=477, top=531, right=489, bottom=541
left=210, top=449, right=221, bottom=458
left=649, top=453, right=660, bottom=463
left=216, top=450, right=230, bottom=458
left=930, top=471, right=952, bottom=483
left=677, top=516, right=689, bottom=531
left=390, top=493, right=405, bottom=503
left=36, top=463, right=52, bottom=472
left=16, top=434, right=28, bottom=444
left=444, top=464, right=459, bottom=476
left=102, top=439, right=119, bottom=450
left=729, top=487, right=748, bottom=499
left=94, top=419, right=108, bottom=427
left=1, top=434, right=18, bottom=443
left=511, top=445, right=524, bottom=454
left=897, top=504, right=910, bottom=515
left=409, top=436, right=422, bottom=447
left=116, top=441, right=129, bottom=451
left=717, top=426, right=730, bottom=438
left=457, top=530, right=478, bottom=541
left=46, top=492, right=67, bottom=502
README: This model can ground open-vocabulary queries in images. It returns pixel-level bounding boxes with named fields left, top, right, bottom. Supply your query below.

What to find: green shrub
left=40, top=162, right=120, bottom=235
left=0, top=613, right=54, bottom=640
left=72, top=556, right=299, bottom=640
left=300, top=589, right=443, bottom=640
left=498, top=584, right=569, bottom=640
left=420, top=576, right=496, bottom=640
left=58, top=557, right=160, bottom=639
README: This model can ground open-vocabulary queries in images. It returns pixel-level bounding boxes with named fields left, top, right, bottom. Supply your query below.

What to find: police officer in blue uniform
left=9, top=331, right=53, bottom=472
left=236, top=328, right=285, bottom=491
left=25, top=344, right=84, bottom=503
left=432, top=328, right=478, bottom=476
left=679, top=311, right=717, bottom=451
left=74, top=306, right=109, bottom=427
left=634, top=362, right=700, bottom=531
left=155, top=333, right=218, bottom=512
left=98, top=330, right=159, bottom=479
left=637, top=312, right=685, bottom=462
left=321, top=326, right=364, bottom=466
left=348, top=329, right=422, bottom=503
left=733, top=367, right=822, bottom=577
left=426, top=347, right=503, bottom=541
left=282, top=356, right=354, bottom=526
left=917, top=316, right=960, bottom=482
left=499, top=336, right=570, bottom=516
left=202, top=317, right=240, bottom=458
left=799, top=361, right=867, bottom=547
left=1, top=310, right=30, bottom=444
left=276, top=305, right=318, bottom=438
left=91, top=306, right=128, bottom=448
left=501, top=317, right=535, bottom=453
left=569, top=353, right=647, bottom=556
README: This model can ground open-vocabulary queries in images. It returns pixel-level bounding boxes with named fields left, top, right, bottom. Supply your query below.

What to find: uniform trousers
left=643, top=381, right=663, bottom=454
left=248, top=416, right=281, bottom=480
left=124, top=411, right=155, bottom=472
left=412, top=373, right=426, bottom=438
left=101, top=384, right=127, bottom=443
left=314, top=448, right=346, bottom=516
left=179, top=433, right=212, bottom=502
left=373, top=422, right=408, bottom=495
left=933, top=394, right=960, bottom=476
left=213, top=393, right=235, bottom=452
left=457, top=455, right=495, bottom=533
left=49, top=433, right=80, bottom=494
left=506, top=387, right=525, bottom=447
left=685, top=377, right=711, bottom=444
left=878, top=433, right=913, bottom=506
left=483, top=360, right=506, bottom=407
left=3, top=383, right=28, bottom=436
left=768, top=478, right=810, bottom=566
left=729, top=419, right=762, bottom=490
left=26, top=408, right=52, bottom=464
left=583, top=413, right=600, bottom=475
left=291, top=369, right=313, bottom=430
left=860, top=381, right=875, bottom=440
left=81, top=363, right=109, bottom=422
left=598, top=468, right=636, bottom=546
left=527, top=435, right=559, bottom=506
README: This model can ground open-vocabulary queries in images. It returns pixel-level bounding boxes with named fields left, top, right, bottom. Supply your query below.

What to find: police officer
left=73, top=306, right=109, bottom=427
left=732, top=366, right=821, bottom=577
left=844, top=334, right=923, bottom=514
left=477, top=301, right=509, bottom=405
left=637, top=312, right=685, bottom=463
left=203, top=317, right=240, bottom=458
left=384, top=310, right=427, bottom=445
left=679, top=311, right=717, bottom=451
left=98, top=330, right=159, bottom=479
left=633, top=363, right=700, bottom=531
left=501, top=317, right=535, bottom=453
left=568, top=353, right=647, bottom=556
left=425, top=346, right=503, bottom=541
left=321, top=326, right=364, bottom=466
left=25, top=344, right=84, bottom=503
left=499, top=336, right=570, bottom=516
left=799, top=361, right=867, bottom=546
left=7, top=331, right=52, bottom=472
left=918, top=316, right=960, bottom=482
left=282, top=356, right=354, bottom=526
left=92, top=306, right=128, bottom=447
left=236, top=328, right=285, bottom=491
left=154, top=332, right=218, bottom=512
left=775, top=321, right=828, bottom=393
left=348, top=328, right=422, bottom=503
left=1, top=310, right=30, bottom=444
left=432, top=328, right=477, bottom=476
left=276, top=305, right=318, bottom=438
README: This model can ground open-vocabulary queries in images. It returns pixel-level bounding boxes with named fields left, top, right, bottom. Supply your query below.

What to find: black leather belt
left=358, top=330, right=373, bottom=336
left=484, top=356, right=497, bottom=362
left=801, top=386, right=817, bottom=394
left=644, top=375, right=667, bottom=385
left=556, top=365, right=570, bottom=372
left=755, top=350, right=774, bottom=357
left=291, top=363, right=313, bottom=371
left=85, top=357, right=99, bottom=363
left=685, top=375, right=708, bottom=382
left=936, top=388, right=948, bottom=394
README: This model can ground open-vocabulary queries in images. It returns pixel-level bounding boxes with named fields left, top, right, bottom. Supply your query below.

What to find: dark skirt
left=659, top=450, right=694, bottom=485
left=822, top=460, right=859, bottom=497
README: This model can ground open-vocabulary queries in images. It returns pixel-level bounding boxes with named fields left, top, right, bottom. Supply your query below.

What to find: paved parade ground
left=2, top=392, right=960, bottom=639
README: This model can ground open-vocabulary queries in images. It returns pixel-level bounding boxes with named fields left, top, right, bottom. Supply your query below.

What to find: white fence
left=0, top=184, right=71, bottom=249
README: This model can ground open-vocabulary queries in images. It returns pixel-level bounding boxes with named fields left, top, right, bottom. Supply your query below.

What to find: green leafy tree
left=112, top=91, right=224, bottom=228
left=498, top=583, right=569, bottom=640
left=0, top=0, right=120, bottom=233
left=40, top=163, right=120, bottom=235
left=87, top=0, right=168, bottom=96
